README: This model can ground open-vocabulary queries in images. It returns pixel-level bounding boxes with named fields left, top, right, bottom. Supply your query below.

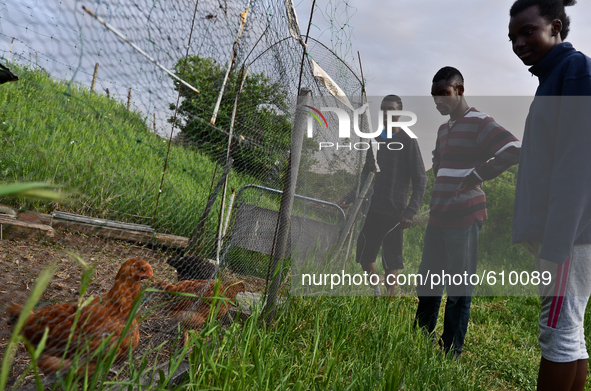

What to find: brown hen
left=7, top=257, right=153, bottom=377
left=155, top=279, right=245, bottom=344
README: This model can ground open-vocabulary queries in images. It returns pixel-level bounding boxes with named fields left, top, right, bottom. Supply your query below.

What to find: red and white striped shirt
left=428, top=108, right=521, bottom=228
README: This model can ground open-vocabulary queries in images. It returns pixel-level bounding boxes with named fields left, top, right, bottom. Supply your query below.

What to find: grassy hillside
left=0, top=63, right=256, bottom=237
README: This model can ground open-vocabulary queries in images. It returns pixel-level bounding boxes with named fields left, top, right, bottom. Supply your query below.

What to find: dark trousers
left=356, top=211, right=404, bottom=270
left=415, top=221, right=482, bottom=356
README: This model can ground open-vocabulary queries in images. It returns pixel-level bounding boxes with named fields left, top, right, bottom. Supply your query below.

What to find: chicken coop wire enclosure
left=290, top=94, right=391, bottom=297
left=0, top=0, right=364, bottom=386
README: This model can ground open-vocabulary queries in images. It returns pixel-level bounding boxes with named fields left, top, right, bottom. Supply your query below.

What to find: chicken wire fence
left=0, top=0, right=367, bottom=386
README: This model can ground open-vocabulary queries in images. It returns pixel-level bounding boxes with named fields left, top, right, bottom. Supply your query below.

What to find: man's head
left=381, top=95, right=403, bottom=132
left=431, top=67, right=465, bottom=117
left=508, top=0, right=576, bottom=66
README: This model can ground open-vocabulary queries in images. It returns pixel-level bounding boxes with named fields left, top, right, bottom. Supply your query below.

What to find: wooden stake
left=7, top=37, right=16, bottom=61
left=357, top=51, right=365, bottom=91
left=91, top=63, right=99, bottom=92
left=127, top=88, right=132, bottom=111
left=153, top=112, right=157, bottom=134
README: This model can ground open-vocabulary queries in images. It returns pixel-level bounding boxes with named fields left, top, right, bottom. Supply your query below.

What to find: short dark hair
left=382, top=94, right=403, bottom=109
left=510, top=0, right=576, bottom=40
left=432, top=66, right=464, bottom=87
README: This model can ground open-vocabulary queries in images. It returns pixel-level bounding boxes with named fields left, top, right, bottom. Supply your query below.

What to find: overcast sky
left=8, top=0, right=591, bottom=98
left=292, top=0, right=591, bottom=167
left=296, top=0, right=591, bottom=96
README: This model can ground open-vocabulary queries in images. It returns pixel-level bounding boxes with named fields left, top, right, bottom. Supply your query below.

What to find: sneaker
left=374, top=284, right=381, bottom=297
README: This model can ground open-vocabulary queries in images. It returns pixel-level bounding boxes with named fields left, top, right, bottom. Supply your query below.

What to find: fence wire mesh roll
left=0, top=0, right=365, bottom=386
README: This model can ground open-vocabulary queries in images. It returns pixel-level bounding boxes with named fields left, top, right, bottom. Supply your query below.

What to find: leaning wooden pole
left=343, top=52, right=368, bottom=264
left=210, top=0, right=250, bottom=125
left=264, top=0, right=316, bottom=324
left=215, top=65, right=249, bottom=265
left=7, top=37, right=16, bottom=61
left=82, top=6, right=199, bottom=94
left=264, top=87, right=311, bottom=323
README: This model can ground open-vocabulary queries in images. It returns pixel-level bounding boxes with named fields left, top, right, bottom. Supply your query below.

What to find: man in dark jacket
left=341, top=95, right=427, bottom=296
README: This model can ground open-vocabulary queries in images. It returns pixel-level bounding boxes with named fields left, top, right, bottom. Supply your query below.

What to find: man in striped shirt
left=415, top=67, right=521, bottom=358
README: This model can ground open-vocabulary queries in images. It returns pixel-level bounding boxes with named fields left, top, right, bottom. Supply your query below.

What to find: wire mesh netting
left=0, top=0, right=367, bottom=387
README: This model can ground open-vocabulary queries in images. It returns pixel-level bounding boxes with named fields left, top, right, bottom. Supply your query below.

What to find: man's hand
left=459, top=172, right=482, bottom=192
left=459, top=183, right=482, bottom=192
left=400, top=216, right=413, bottom=229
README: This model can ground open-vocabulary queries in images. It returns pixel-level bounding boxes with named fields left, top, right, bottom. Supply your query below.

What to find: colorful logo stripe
left=302, top=105, right=328, bottom=128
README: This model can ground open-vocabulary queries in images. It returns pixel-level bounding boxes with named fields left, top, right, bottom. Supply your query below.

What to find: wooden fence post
left=7, top=37, right=16, bottom=61
left=264, top=87, right=311, bottom=323
left=91, top=63, right=99, bottom=92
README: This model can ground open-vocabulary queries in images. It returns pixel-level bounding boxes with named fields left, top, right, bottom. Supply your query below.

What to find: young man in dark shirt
left=341, top=95, right=427, bottom=296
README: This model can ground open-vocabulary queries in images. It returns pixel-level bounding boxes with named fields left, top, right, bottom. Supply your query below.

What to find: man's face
left=508, top=5, right=562, bottom=66
left=431, top=79, right=461, bottom=116
left=381, top=100, right=401, bottom=128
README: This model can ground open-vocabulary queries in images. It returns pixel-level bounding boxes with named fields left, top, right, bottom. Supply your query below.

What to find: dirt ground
left=0, top=228, right=266, bottom=388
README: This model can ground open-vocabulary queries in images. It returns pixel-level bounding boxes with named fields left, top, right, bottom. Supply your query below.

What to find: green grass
left=181, top=294, right=576, bottom=391
left=465, top=296, right=541, bottom=389
left=185, top=296, right=485, bottom=390
left=287, top=226, right=591, bottom=389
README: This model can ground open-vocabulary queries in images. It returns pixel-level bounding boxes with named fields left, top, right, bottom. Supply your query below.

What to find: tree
left=169, top=56, right=292, bottom=182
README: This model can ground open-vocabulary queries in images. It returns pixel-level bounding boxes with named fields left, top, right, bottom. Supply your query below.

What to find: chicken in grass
left=155, top=279, right=245, bottom=344
left=7, top=257, right=153, bottom=377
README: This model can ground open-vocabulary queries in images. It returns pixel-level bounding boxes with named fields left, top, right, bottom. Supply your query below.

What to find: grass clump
left=185, top=296, right=493, bottom=390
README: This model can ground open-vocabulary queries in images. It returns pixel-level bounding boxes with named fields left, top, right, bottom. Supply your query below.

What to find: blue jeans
left=415, top=221, right=482, bottom=356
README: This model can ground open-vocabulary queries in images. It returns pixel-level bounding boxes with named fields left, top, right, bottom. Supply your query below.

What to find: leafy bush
left=169, top=56, right=292, bottom=182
